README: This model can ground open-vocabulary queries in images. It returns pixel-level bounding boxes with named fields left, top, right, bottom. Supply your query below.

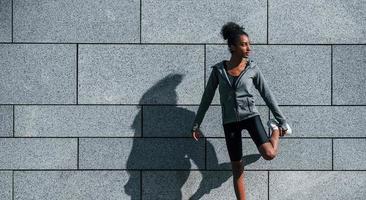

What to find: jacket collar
left=214, top=57, right=256, bottom=88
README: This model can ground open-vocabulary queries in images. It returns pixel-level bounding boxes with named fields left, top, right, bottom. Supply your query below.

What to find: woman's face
left=231, top=34, right=252, bottom=58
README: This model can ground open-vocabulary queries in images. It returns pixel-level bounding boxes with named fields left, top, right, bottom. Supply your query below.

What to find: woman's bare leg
left=269, top=128, right=280, bottom=154
left=259, top=128, right=281, bottom=160
left=231, top=159, right=246, bottom=200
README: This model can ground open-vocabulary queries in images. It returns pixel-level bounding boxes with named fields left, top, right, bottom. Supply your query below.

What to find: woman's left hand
left=279, top=127, right=287, bottom=136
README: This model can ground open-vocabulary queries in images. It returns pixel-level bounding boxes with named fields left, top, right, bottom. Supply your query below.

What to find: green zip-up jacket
left=191, top=58, right=287, bottom=131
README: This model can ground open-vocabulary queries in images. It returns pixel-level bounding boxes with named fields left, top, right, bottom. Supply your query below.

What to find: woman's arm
left=253, top=66, right=287, bottom=126
left=191, top=67, right=219, bottom=132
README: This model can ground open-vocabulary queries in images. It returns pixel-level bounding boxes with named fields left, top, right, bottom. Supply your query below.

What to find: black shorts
left=223, top=115, right=270, bottom=162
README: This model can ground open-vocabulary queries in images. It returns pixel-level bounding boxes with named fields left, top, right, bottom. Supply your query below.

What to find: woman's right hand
left=192, top=129, right=201, bottom=141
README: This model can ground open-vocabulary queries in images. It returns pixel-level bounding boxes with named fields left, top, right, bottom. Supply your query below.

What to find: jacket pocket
left=238, top=97, right=255, bottom=112
left=247, top=97, right=257, bottom=112
left=238, top=98, right=249, bottom=111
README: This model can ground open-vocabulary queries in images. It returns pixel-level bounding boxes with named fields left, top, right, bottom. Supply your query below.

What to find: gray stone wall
left=1, top=0, right=365, bottom=199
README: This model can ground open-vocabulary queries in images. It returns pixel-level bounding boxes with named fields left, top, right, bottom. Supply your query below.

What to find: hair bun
left=220, top=22, right=245, bottom=40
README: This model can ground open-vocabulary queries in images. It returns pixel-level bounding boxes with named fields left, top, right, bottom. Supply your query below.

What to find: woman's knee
left=263, top=149, right=276, bottom=160
left=259, top=143, right=277, bottom=160
left=231, top=160, right=243, bottom=170
left=231, top=160, right=244, bottom=178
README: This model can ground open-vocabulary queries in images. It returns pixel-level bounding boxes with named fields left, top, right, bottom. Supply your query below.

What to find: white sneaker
left=280, top=123, right=292, bottom=135
left=267, top=119, right=292, bottom=136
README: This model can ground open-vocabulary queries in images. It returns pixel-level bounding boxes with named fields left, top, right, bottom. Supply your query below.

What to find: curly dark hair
left=220, top=22, right=249, bottom=54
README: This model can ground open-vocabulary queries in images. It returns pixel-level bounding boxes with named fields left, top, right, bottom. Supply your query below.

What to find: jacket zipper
left=234, top=97, right=240, bottom=129
left=233, top=90, right=240, bottom=122
left=247, top=98, right=251, bottom=112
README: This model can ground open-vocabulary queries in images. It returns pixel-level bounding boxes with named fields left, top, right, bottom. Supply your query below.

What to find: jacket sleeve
left=191, top=67, right=219, bottom=131
left=253, top=66, right=287, bottom=126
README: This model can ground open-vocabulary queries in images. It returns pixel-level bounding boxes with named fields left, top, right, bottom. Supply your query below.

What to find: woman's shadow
left=124, top=73, right=261, bottom=199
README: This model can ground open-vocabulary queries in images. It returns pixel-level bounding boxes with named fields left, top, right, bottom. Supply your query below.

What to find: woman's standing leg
left=223, top=122, right=246, bottom=200
left=231, top=159, right=246, bottom=200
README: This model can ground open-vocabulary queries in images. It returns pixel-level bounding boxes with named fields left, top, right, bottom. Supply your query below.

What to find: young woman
left=191, top=22, right=292, bottom=199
